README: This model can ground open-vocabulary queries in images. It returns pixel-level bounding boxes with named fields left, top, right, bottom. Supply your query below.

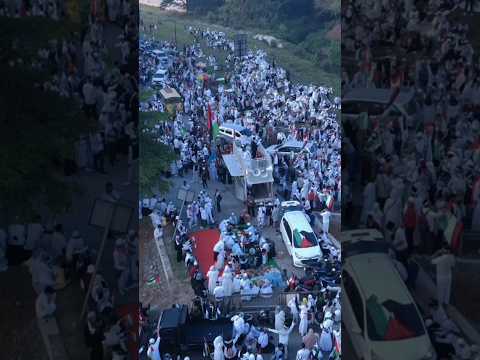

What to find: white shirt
left=432, top=253, right=455, bottom=279
left=36, top=292, right=56, bottom=319
left=147, top=337, right=161, bottom=360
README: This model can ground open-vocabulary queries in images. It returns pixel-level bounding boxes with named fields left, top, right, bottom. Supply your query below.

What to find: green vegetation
left=139, top=111, right=177, bottom=196
left=0, top=66, right=93, bottom=222
left=0, top=16, right=81, bottom=62
left=140, top=3, right=340, bottom=93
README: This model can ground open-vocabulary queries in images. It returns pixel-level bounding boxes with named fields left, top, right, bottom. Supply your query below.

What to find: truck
left=156, top=305, right=233, bottom=354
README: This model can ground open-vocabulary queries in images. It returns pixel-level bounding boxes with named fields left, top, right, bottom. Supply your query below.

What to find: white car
left=152, top=68, right=168, bottom=86
left=266, top=139, right=310, bottom=157
left=279, top=201, right=322, bottom=267
left=341, top=229, right=436, bottom=360
left=218, top=123, right=253, bottom=142
left=342, top=88, right=418, bottom=136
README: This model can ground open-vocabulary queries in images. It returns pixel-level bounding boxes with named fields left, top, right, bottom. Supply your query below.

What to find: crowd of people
left=140, top=23, right=342, bottom=360
left=342, top=0, right=480, bottom=357
left=2, top=2, right=140, bottom=360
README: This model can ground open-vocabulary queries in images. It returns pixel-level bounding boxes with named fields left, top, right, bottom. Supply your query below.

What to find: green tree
left=0, top=66, right=93, bottom=223
left=139, top=112, right=177, bottom=197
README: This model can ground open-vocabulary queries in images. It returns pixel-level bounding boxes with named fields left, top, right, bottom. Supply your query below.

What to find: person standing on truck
left=147, top=337, right=161, bottom=360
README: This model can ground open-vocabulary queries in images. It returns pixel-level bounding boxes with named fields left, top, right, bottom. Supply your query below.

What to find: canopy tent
left=222, top=154, right=243, bottom=177
left=160, top=87, right=181, bottom=101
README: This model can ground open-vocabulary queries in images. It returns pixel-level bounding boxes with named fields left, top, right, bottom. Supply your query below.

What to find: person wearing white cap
left=207, top=265, right=219, bottom=295
left=213, top=335, right=225, bottom=360
left=318, top=319, right=334, bottom=359
left=147, top=336, right=161, bottom=360
left=267, top=320, right=295, bottom=358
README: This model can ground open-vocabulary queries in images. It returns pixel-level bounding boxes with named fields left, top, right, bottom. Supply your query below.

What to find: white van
left=279, top=201, right=322, bottom=267
left=341, top=229, right=436, bottom=360
left=218, top=123, right=252, bottom=141
left=152, top=68, right=168, bottom=86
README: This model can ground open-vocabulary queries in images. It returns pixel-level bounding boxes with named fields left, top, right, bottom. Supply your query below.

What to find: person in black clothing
left=215, top=189, right=223, bottom=213
left=84, top=311, right=105, bottom=360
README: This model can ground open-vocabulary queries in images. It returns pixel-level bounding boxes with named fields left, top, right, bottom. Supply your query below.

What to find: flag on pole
left=326, top=194, right=334, bottom=210
left=208, top=103, right=219, bottom=139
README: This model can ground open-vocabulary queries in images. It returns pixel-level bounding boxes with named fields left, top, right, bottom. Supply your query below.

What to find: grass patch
left=140, top=5, right=340, bottom=94
left=141, top=110, right=171, bottom=124
left=0, top=16, right=81, bottom=62
left=140, top=88, right=155, bottom=102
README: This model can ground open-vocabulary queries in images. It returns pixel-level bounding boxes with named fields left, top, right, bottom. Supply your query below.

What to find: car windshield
left=366, top=297, right=425, bottom=341
left=240, top=128, right=252, bottom=136
left=293, top=229, right=318, bottom=248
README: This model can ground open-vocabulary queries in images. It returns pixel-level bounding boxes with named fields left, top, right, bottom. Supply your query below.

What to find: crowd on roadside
left=2, top=2, right=139, bottom=360
left=140, top=24, right=342, bottom=360
left=342, top=0, right=480, bottom=357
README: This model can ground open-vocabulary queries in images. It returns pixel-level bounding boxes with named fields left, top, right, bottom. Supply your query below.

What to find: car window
left=342, top=101, right=360, bottom=114
left=283, top=219, right=292, bottom=243
left=366, top=102, right=387, bottom=116
left=366, top=297, right=425, bottom=341
left=292, top=229, right=318, bottom=248
left=240, top=128, right=252, bottom=137
left=343, top=270, right=364, bottom=332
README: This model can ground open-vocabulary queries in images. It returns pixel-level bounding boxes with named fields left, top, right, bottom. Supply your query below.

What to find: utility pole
left=174, top=20, right=177, bottom=45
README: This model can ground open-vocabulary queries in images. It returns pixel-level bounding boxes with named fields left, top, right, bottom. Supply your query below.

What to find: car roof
left=283, top=211, right=313, bottom=232
left=340, top=229, right=384, bottom=243
left=348, top=253, right=413, bottom=304
left=219, top=123, right=247, bottom=132
left=343, top=88, right=413, bottom=106
left=279, top=139, right=304, bottom=148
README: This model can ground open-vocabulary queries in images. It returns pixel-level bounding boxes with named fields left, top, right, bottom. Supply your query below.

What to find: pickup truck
left=157, top=305, right=233, bottom=354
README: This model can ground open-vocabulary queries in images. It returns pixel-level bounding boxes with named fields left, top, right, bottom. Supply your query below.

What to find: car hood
left=370, top=334, right=432, bottom=360
left=293, top=245, right=322, bottom=259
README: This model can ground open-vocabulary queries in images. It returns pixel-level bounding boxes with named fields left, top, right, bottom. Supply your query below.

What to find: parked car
left=342, top=88, right=418, bottom=134
left=157, top=305, right=232, bottom=354
left=152, top=68, right=168, bottom=86
left=341, top=229, right=436, bottom=360
left=266, top=139, right=310, bottom=157
left=279, top=201, right=322, bottom=267
left=218, top=123, right=252, bottom=142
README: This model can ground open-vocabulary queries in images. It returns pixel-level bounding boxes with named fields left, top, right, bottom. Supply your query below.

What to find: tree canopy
left=139, top=111, right=177, bottom=197
left=0, top=17, right=91, bottom=223
left=0, top=66, right=93, bottom=222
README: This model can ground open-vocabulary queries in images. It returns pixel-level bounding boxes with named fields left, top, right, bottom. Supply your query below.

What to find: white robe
left=298, top=306, right=309, bottom=337
left=222, top=271, right=233, bottom=297
left=207, top=268, right=219, bottom=294
left=214, top=336, right=225, bottom=360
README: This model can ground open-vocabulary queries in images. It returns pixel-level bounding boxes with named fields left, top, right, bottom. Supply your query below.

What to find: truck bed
left=183, top=319, right=232, bottom=347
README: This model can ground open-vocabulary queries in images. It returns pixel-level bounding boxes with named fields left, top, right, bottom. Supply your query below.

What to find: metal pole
left=174, top=21, right=177, bottom=45
left=80, top=205, right=115, bottom=320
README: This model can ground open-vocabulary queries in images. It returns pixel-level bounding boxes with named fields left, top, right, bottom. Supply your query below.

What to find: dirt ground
left=139, top=219, right=194, bottom=310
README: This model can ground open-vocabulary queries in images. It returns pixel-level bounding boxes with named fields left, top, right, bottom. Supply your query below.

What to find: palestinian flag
left=443, top=214, right=458, bottom=247
left=326, top=194, right=334, bottom=210
left=208, top=103, right=219, bottom=139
